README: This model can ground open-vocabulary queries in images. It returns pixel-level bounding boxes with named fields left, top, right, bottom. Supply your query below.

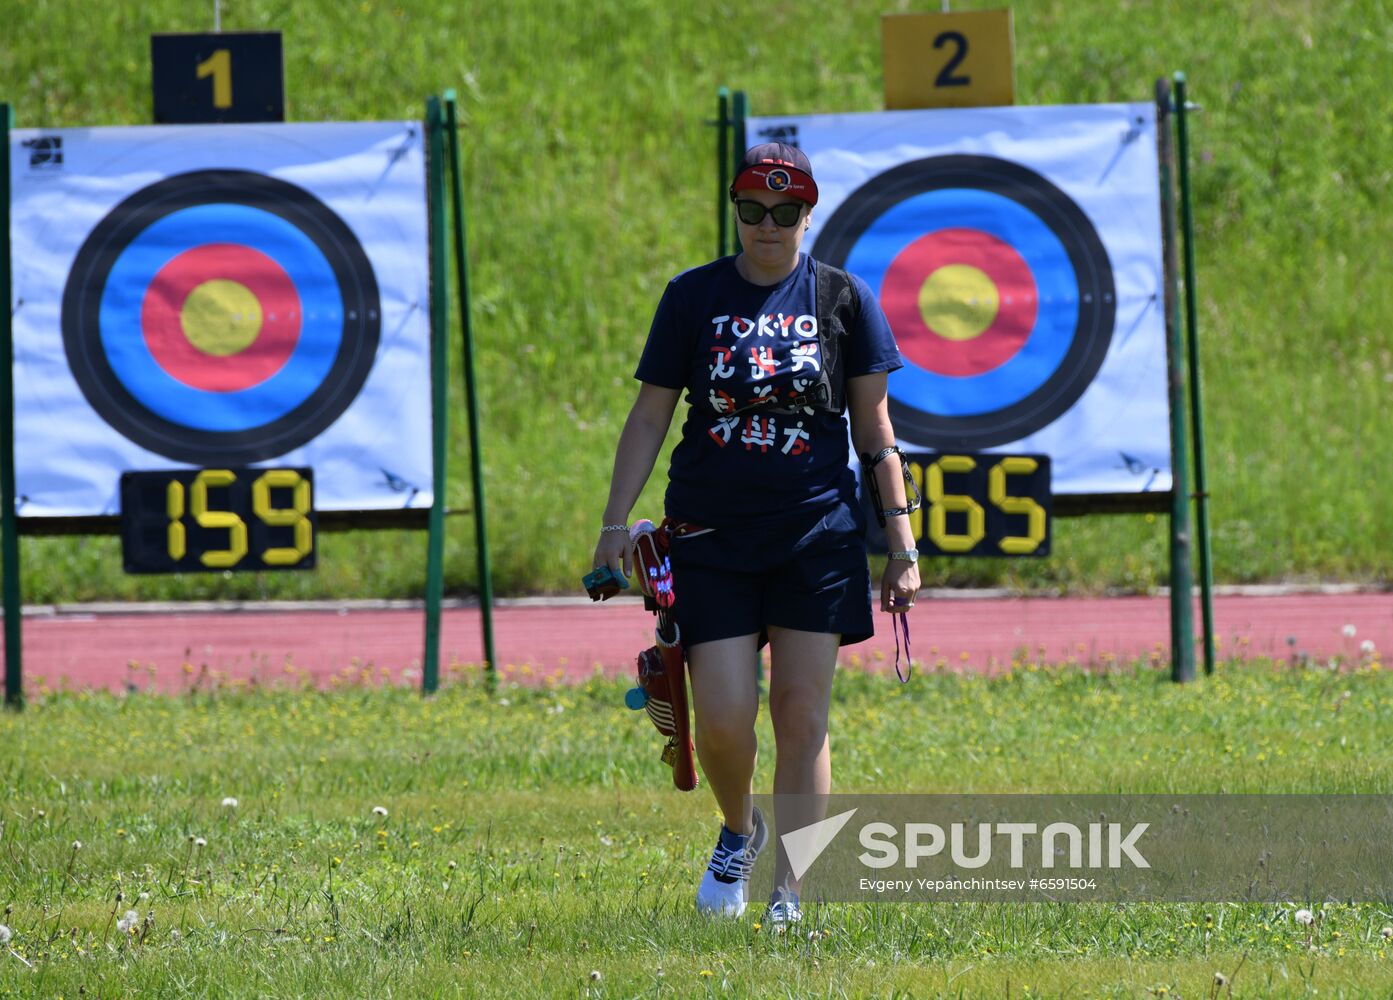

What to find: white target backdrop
left=9, top=121, right=431, bottom=517
left=748, top=103, right=1171, bottom=496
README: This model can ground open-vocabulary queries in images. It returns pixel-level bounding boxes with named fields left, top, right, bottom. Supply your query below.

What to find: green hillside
left=3, top=0, right=1390, bottom=601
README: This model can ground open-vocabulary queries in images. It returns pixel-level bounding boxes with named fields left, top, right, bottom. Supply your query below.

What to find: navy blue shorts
left=666, top=500, right=874, bottom=649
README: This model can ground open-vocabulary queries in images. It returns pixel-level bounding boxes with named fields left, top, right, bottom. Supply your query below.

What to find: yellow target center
left=918, top=264, right=1000, bottom=342
left=179, top=280, right=263, bottom=356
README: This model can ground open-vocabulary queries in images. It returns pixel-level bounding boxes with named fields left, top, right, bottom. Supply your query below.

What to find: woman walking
left=592, top=143, right=920, bottom=925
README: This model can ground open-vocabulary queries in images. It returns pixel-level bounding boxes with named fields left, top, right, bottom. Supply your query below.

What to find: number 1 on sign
left=196, top=49, right=233, bottom=108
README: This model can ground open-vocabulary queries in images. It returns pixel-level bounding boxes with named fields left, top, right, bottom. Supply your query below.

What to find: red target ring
left=140, top=243, right=302, bottom=393
left=879, top=228, right=1037, bottom=377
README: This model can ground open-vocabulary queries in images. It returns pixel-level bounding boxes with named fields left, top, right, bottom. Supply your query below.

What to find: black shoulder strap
left=813, top=259, right=860, bottom=414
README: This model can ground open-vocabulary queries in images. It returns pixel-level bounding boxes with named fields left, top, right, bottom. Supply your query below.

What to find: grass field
left=0, top=659, right=1390, bottom=997
left=1, top=0, right=1391, bottom=603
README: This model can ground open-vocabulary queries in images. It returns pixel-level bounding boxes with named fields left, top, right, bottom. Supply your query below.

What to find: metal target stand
left=0, top=90, right=498, bottom=709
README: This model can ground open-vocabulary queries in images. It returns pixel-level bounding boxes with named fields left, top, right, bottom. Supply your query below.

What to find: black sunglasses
left=733, top=199, right=805, bottom=227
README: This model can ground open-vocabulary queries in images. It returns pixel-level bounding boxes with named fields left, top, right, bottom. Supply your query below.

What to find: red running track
left=7, top=591, right=1388, bottom=694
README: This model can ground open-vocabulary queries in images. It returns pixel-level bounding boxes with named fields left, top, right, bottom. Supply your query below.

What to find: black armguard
left=859, top=446, right=923, bottom=528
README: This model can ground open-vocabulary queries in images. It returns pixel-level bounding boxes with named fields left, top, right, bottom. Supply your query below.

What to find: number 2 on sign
left=196, top=49, right=233, bottom=108
left=933, top=31, right=971, bottom=88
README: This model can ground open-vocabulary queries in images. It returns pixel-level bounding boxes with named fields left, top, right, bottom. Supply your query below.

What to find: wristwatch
left=887, top=549, right=919, bottom=562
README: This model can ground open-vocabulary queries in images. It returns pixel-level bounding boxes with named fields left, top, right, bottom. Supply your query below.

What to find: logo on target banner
left=9, top=122, right=431, bottom=516
left=748, top=104, right=1171, bottom=496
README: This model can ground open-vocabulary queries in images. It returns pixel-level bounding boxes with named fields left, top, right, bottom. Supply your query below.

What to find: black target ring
left=62, top=169, right=380, bottom=464
left=813, top=155, right=1115, bottom=449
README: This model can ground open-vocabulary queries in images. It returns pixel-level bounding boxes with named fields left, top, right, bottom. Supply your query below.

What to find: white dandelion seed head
left=221, top=797, right=239, bottom=808
left=0, top=925, right=11, bottom=945
left=1381, top=926, right=1393, bottom=939
left=372, top=806, right=389, bottom=817
left=447, top=860, right=457, bottom=870
left=1360, top=639, right=1376, bottom=654
left=1213, top=972, right=1228, bottom=986
left=170, top=929, right=181, bottom=941
left=1342, top=624, right=1357, bottom=638
left=71, top=840, right=82, bottom=851
left=589, top=970, right=601, bottom=982
left=1295, top=908, right=1314, bottom=925
left=116, top=909, right=139, bottom=934
left=194, top=837, right=207, bottom=848
left=138, top=892, right=150, bottom=902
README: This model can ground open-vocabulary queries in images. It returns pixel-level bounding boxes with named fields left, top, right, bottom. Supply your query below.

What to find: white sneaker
left=763, top=888, right=803, bottom=929
left=695, top=806, right=768, bottom=918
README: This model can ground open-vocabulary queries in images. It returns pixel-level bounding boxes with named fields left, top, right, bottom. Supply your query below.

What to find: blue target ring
left=62, top=170, right=380, bottom=464
left=99, top=204, right=341, bottom=431
left=813, top=155, right=1115, bottom=449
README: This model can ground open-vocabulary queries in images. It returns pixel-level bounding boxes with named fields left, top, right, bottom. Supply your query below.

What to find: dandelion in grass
left=373, top=806, right=389, bottom=818
left=589, top=971, right=601, bottom=982
left=116, top=910, right=139, bottom=935
left=194, top=837, right=206, bottom=848
left=1294, top=908, right=1314, bottom=925
left=1381, top=926, right=1393, bottom=940
left=1213, top=972, right=1228, bottom=987
left=1342, top=624, right=1356, bottom=638
left=0, top=925, right=10, bottom=946
left=221, top=797, right=238, bottom=809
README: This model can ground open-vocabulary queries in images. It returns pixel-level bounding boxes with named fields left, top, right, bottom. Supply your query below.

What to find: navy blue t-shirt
left=635, top=254, right=902, bottom=528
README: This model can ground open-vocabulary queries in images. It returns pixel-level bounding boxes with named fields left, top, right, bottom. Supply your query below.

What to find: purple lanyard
left=893, top=612, right=911, bottom=683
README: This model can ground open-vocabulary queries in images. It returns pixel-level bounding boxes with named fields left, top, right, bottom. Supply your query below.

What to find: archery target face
left=62, top=169, right=381, bottom=464
left=814, top=154, right=1116, bottom=449
left=9, top=122, right=432, bottom=517
left=750, top=104, right=1172, bottom=496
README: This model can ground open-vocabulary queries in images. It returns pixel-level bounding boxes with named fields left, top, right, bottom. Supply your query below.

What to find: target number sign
left=120, top=467, right=316, bottom=574
left=151, top=33, right=285, bottom=124
left=906, top=452, right=1051, bottom=557
left=881, top=10, right=1015, bottom=110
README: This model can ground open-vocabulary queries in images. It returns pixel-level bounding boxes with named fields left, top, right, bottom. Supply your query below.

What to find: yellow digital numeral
left=907, top=461, right=926, bottom=541
left=253, top=470, right=313, bottom=566
left=196, top=48, right=233, bottom=108
left=989, top=457, right=1046, bottom=555
left=166, top=479, right=186, bottom=561
left=926, top=455, right=985, bottom=553
left=190, top=469, right=247, bottom=568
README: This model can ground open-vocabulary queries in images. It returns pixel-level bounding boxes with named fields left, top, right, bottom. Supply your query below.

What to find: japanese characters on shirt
left=701, top=309, right=820, bottom=459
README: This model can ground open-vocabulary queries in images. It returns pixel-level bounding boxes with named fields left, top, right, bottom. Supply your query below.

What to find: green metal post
left=444, top=90, right=497, bottom=692
left=1156, top=78, right=1196, bottom=684
left=716, top=87, right=730, bottom=259
left=731, top=91, right=748, bottom=257
left=1, top=103, right=22, bottom=709
left=422, top=96, right=449, bottom=695
left=1174, top=72, right=1215, bottom=676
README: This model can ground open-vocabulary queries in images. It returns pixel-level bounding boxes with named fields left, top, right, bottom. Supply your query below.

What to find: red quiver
left=628, top=519, right=698, bottom=792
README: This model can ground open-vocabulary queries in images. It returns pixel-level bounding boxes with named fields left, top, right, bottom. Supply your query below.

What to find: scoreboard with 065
left=121, top=467, right=316, bottom=573
left=905, top=452, right=1051, bottom=557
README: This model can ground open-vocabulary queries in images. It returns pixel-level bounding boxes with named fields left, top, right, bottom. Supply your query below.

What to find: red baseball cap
left=730, top=142, right=819, bottom=206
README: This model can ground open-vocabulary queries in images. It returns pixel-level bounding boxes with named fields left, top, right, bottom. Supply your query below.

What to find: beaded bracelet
left=600, top=523, right=629, bottom=534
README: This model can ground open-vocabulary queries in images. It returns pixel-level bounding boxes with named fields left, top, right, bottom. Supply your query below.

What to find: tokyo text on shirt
left=635, top=254, right=902, bottom=528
